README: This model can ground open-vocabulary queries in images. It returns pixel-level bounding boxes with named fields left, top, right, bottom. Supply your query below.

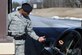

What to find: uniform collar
left=16, top=11, right=22, bottom=17
left=16, top=11, right=29, bottom=20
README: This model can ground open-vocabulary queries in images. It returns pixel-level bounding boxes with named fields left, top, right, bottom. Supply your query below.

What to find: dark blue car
left=25, top=15, right=82, bottom=55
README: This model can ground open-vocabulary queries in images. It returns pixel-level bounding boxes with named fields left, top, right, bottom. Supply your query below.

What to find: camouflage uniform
left=8, top=11, right=39, bottom=55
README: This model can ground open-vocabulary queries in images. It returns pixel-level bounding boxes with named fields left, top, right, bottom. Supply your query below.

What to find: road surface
left=30, top=15, right=81, bottom=28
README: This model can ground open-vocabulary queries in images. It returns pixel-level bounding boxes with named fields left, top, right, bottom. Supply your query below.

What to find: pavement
left=29, top=15, right=81, bottom=28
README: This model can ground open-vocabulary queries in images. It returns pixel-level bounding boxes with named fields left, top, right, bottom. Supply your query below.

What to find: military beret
left=22, top=3, right=33, bottom=13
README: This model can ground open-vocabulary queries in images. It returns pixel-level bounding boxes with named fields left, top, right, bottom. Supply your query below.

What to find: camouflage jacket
left=8, top=11, right=39, bottom=40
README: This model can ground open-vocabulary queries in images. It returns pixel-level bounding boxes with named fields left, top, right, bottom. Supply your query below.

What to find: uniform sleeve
left=8, top=14, right=11, bottom=26
left=8, top=14, right=13, bottom=31
left=27, top=20, right=39, bottom=40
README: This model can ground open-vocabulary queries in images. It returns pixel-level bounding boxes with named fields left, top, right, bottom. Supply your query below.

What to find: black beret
left=22, top=3, right=33, bottom=13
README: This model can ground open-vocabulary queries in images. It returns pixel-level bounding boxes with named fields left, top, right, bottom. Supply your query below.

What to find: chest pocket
left=9, top=15, right=27, bottom=31
left=11, top=16, right=27, bottom=26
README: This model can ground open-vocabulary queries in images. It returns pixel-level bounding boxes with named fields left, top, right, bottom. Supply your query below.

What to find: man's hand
left=38, top=36, right=46, bottom=42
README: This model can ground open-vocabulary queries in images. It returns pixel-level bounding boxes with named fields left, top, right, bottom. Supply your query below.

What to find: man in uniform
left=8, top=3, right=45, bottom=55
